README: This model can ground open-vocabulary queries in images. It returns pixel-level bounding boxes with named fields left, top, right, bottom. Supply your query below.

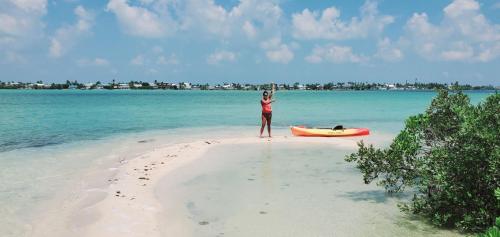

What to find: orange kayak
left=291, top=126, right=370, bottom=137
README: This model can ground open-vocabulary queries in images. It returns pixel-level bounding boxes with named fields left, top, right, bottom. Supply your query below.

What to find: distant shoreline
left=0, top=87, right=497, bottom=92
left=1, top=81, right=498, bottom=91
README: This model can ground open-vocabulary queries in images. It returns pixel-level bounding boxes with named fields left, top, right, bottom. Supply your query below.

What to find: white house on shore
left=84, top=83, right=94, bottom=89
left=222, top=84, right=234, bottom=90
left=182, top=82, right=192, bottom=89
left=117, top=83, right=129, bottom=89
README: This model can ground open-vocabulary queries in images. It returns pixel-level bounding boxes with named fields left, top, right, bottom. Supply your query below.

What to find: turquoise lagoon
left=0, top=90, right=494, bottom=236
left=0, top=90, right=492, bottom=152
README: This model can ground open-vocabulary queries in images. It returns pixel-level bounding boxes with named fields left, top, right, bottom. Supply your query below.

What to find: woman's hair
left=263, top=90, right=269, bottom=96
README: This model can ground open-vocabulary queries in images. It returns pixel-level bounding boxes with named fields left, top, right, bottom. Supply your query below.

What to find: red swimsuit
left=261, top=99, right=272, bottom=120
left=261, top=99, right=272, bottom=113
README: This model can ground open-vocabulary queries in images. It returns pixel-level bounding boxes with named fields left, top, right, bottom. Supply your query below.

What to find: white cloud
left=444, top=0, right=479, bottom=17
left=106, top=0, right=175, bottom=38
left=0, top=0, right=47, bottom=52
left=9, top=0, right=47, bottom=13
left=440, top=41, right=474, bottom=61
left=131, top=50, right=180, bottom=67
left=260, top=37, right=280, bottom=49
left=156, top=54, right=179, bottom=65
left=266, top=47, right=293, bottom=64
left=231, top=0, right=282, bottom=38
left=292, top=0, right=394, bottom=40
left=405, top=0, right=500, bottom=62
left=131, top=54, right=145, bottom=65
left=242, top=20, right=257, bottom=39
left=77, top=57, right=110, bottom=67
left=147, top=68, right=158, bottom=75
left=260, top=37, right=294, bottom=64
left=206, top=50, right=236, bottom=64
left=1, top=51, right=27, bottom=64
left=180, top=0, right=283, bottom=40
left=493, top=2, right=500, bottom=9
left=305, top=44, right=368, bottom=63
left=49, top=5, right=94, bottom=58
left=151, top=45, right=163, bottom=54
left=476, top=43, right=500, bottom=62
left=106, top=0, right=283, bottom=41
left=93, top=58, right=110, bottom=66
left=375, top=37, right=403, bottom=62
left=181, top=0, right=229, bottom=36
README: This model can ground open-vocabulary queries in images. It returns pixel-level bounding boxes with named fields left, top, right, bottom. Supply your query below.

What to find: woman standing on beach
left=260, top=84, right=275, bottom=138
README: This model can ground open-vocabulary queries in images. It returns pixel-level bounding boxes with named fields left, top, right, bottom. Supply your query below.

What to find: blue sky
left=1, top=0, right=499, bottom=85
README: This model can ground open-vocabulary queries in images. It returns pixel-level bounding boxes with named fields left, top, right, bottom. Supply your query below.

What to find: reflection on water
left=157, top=142, right=463, bottom=237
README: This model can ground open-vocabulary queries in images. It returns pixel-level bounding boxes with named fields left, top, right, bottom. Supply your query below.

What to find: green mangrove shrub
left=478, top=189, right=500, bottom=237
left=346, top=90, right=500, bottom=232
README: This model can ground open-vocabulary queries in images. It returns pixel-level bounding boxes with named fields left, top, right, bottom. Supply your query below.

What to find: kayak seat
left=317, top=125, right=344, bottom=130
left=333, top=125, right=344, bottom=130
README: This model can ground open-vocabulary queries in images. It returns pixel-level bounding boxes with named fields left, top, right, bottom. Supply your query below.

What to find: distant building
left=222, top=84, right=234, bottom=90
left=242, top=85, right=251, bottom=90
left=191, top=85, right=201, bottom=90
left=84, top=83, right=94, bottom=89
left=182, top=82, right=191, bottom=89
left=118, top=83, right=130, bottom=89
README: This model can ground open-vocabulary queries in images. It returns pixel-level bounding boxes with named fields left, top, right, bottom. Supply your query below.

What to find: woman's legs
left=267, top=113, right=272, bottom=137
left=260, top=114, right=267, bottom=137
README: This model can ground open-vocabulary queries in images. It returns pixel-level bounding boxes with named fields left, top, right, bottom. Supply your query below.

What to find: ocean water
left=0, top=90, right=493, bottom=152
left=0, top=90, right=494, bottom=236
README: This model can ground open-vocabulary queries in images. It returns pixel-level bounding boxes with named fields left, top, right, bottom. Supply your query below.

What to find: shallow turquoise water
left=0, top=90, right=493, bottom=152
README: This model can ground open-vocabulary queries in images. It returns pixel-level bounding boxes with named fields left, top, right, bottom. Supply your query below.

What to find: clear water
left=157, top=143, right=463, bottom=237
left=0, top=90, right=492, bottom=152
left=0, top=90, right=493, bottom=236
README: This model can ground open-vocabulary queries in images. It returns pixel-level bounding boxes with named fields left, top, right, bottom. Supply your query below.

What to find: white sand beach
left=25, top=130, right=463, bottom=237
